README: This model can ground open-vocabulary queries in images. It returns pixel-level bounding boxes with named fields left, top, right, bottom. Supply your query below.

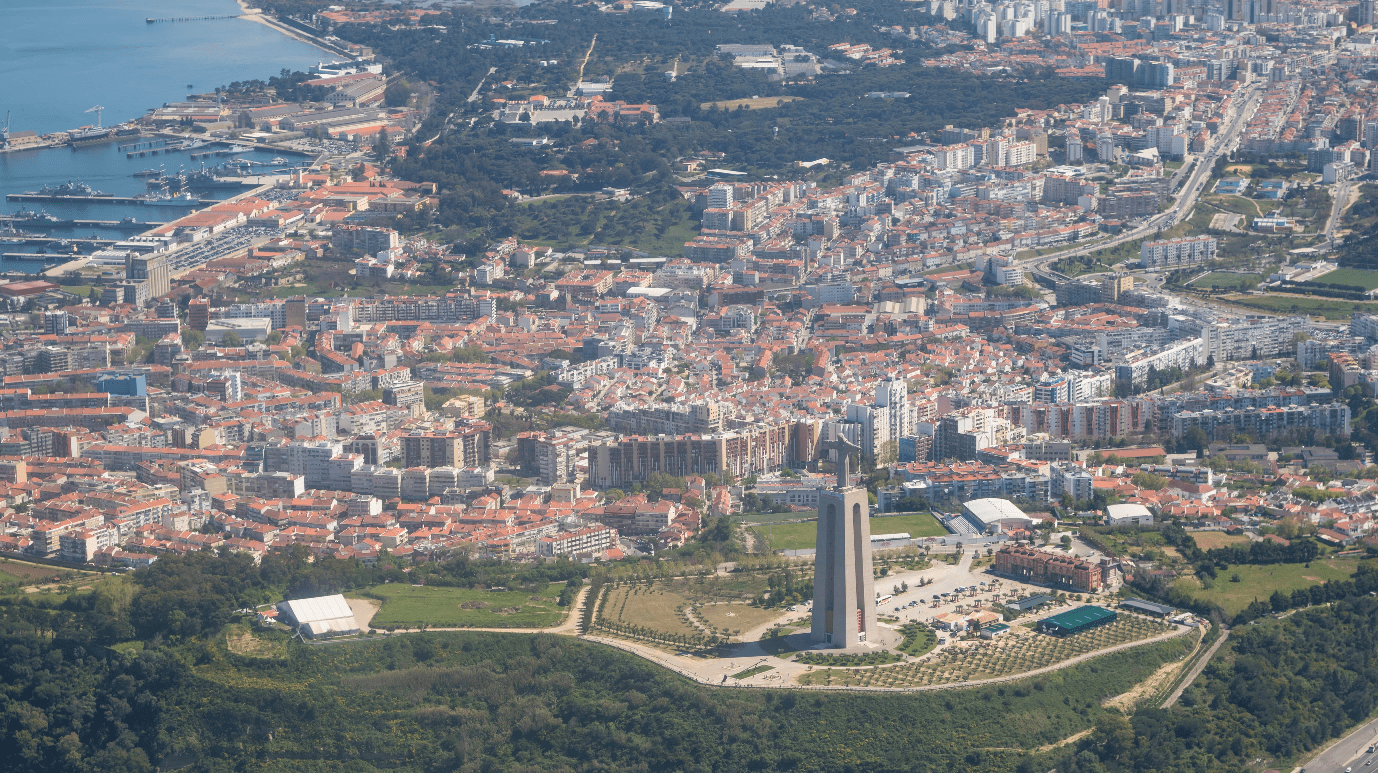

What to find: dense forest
left=4, top=549, right=1378, bottom=772
left=1051, top=592, right=1378, bottom=772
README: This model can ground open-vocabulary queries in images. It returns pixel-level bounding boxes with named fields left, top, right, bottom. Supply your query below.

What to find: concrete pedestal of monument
left=810, top=484, right=878, bottom=648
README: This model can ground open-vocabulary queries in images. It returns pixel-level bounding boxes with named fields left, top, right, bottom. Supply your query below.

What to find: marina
left=0, top=0, right=322, bottom=273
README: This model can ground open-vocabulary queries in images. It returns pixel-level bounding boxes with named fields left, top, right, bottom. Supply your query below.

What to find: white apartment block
left=933, top=144, right=975, bottom=170
left=1050, top=462, right=1094, bottom=503
left=1004, top=140, right=1037, bottom=166
left=1113, top=337, right=1206, bottom=388
left=708, top=183, right=734, bottom=209
left=538, top=524, right=617, bottom=557
left=1199, top=315, right=1306, bottom=361
left=1140, top=236, right=1216, bottom=269
left=875, top=378, right=911, bottom=443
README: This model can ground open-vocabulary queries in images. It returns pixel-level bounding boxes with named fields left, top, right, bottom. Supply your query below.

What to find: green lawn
left=754, top=513, right=948, bottom=551
left=1192, top=271, right=1262, bottom=290
left=1172, top=556, right=1358, bottom=615
left=1219, top=293, right=1378, bottom=320
left=353, top=583, right=569, bottom=629
left=1311, top=267, right=1378, bottom=291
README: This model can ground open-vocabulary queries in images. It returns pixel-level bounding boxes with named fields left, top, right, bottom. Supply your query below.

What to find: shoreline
left=233, top=0, right=345, bottom=58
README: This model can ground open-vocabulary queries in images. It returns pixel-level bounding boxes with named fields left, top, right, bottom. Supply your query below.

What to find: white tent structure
left=276, top=594, right=360, bottom=639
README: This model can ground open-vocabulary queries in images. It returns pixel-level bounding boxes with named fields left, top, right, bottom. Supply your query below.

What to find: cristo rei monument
left=811, top=435, right=877, bottom=648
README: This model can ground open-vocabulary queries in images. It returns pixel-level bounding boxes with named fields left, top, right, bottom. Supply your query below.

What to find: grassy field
left=1192, top=271, right=1262, bottom=290
left=1173, top=556, right=1359, bottom=615
left=1205, top=194, right=1265, bottom=218
left=1312, top=267, right=1378, bottom=290
left=1189, top=532, right=1251, bottom=550
left=602, top=585, right=701, bottom=639
left=354, top=584, right=568, bottom=629
left=1218, top=293, right=1378, bottom=320
left=755, top=513, right=948, bottom=551
left=696, top=602, right=788, bottom=634
left=0, top=558, right=101, bottom=586
left=700, top=96, right=803, bottom=110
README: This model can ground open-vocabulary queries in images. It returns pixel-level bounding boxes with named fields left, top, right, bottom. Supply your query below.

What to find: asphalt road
left=1299, top=717, right=1378, bottom=773
left=1028, top=82, right=1264, bottom=279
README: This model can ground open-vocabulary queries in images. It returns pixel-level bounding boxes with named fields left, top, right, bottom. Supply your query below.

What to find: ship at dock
left=135, top=190, right=201, bottom=207
left=9, top=207, right=61, bottom=225
left=0, top=222, right=41, bottom=242
left=28, top=181, right=112, bottom=198
left=68, top=126, right=115, bottom=146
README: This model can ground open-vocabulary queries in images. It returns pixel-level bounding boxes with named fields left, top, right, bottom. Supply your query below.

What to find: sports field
left=1311, top=268, right=1378, bottom=291
left=754, top=513, right=948, bottom=551
left=354, top=583, right=568, bottom=629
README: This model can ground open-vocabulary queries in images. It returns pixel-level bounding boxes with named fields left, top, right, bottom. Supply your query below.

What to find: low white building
left=961, top=497, right=1035, bottom=534
left=276, top=594, right=360, bottom=638
left=1105, top=503, right=1154, bottom=527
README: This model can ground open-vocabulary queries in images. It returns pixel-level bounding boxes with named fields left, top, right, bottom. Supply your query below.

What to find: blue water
left=0, top=0, right=324, bottom=269
left=0, top=0, right=325, bottom=134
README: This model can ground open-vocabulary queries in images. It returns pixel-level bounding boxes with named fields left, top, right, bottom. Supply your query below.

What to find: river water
left=0, top=0, right=325, bottom=268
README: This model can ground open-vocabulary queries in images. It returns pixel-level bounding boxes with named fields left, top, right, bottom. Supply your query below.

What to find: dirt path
left=568, top=34, right=598, bottom=97
left=347, top=597, right=380, bottom=629
left=1038, top=728, right=1093, bottom=753
left=1161, top=626, right=1229, bottom=708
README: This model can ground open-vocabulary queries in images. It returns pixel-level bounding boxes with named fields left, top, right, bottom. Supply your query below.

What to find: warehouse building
left=1037, top=605, right=1117, bottom=636
left=960, top=497, right=1035, bottom=534
left=276, top=594, right=360, bottom=639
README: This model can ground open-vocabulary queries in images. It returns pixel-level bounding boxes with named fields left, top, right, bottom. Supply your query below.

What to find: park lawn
left=1190, top=532, right=1251, bottom=550
left=1192, top=271, right=1262, bottom=290
left=1218, top=293, right=1378, bottom=320
left=605, top=586, right=702, bottom=639
left=1173, top=556, right=1359, bottom=615
left=1312, top=267, right=1378, bottom=291
left=355, top=583, right=567, bottom=629
left=757, top=513, right=948, bottom=550
left=1205, top=194, right=1264, bottom=218
left=873, top=512, right=949, bottom=538
left=696, top=602, right=787, bottom=634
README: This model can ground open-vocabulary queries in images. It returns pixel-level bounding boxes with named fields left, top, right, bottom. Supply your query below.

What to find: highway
left=1325, top=178, right=1354, bottom=247
left=1297, top=716, right=1378, bottom=773
left=1027, top=82, right=1265, bottom=282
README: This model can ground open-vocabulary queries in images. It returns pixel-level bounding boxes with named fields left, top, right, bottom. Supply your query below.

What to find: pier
left=3, top=253, right=74, bottom=262
left=0, top=217, right=165, bottom=230
left=119, top=139, right=164, bottom=153
left=2, top=236, right=118, bottom=247
left=6, top=193, right=216, bottom=205
left=145, top=15, right=239, bottom=23
left=189, top=146, right=252, bottom=160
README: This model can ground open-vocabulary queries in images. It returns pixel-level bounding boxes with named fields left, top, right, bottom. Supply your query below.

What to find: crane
left=85, top=105, right=105, bottom=129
